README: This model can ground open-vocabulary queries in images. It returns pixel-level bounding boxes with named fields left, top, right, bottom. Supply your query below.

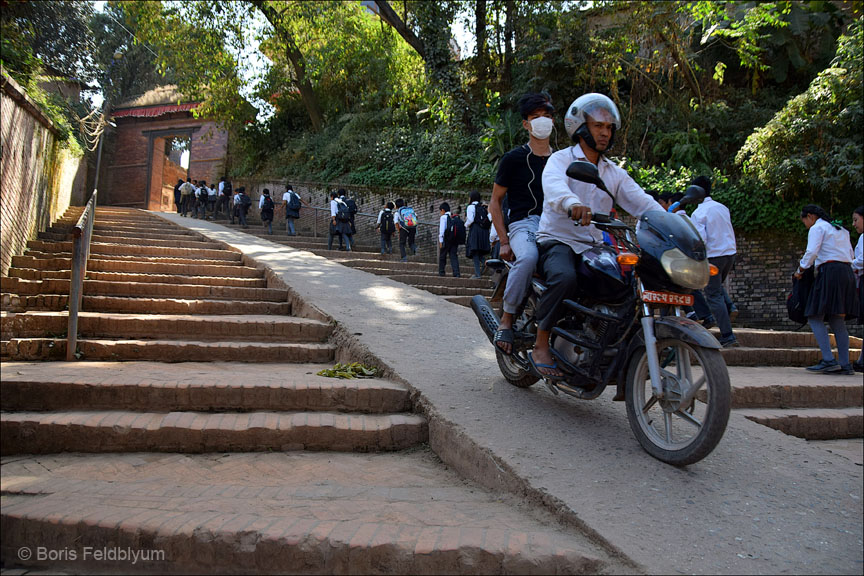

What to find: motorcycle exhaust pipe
left=470, top=294, right=500, bottom=344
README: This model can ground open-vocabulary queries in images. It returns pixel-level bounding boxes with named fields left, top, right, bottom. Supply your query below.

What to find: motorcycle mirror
left=566, top=161, right=615, bottom=201
left=680, top=185, right=706, bottom=205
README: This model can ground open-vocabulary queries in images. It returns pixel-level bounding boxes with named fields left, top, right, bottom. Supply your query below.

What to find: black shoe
left=853, top=363, right=864, bottom=373
left=702, top=319, right=716, bottom=330
left=824, top=364, right=855, bottom=375
left=721, top=339, right=739, bottom=349
left=806, top=359, right=839, bottom=372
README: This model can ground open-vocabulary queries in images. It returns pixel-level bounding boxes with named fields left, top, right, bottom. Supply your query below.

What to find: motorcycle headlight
left=660, top=248, right=709, bottom=289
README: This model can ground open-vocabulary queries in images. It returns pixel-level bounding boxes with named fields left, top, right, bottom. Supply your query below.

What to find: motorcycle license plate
left=642, top=291, right=694, bottom=307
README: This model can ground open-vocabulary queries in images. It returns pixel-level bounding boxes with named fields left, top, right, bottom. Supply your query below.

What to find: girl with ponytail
left=794, top=204, right=858, bottom=374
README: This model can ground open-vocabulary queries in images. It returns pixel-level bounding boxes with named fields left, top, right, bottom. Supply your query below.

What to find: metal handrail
left=66, top=189, right=97, bottom=361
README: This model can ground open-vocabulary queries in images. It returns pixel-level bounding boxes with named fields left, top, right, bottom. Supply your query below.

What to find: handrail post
left=66, top=189, right=97, bottom=361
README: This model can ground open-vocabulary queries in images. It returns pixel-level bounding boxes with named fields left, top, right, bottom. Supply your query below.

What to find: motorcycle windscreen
left=636, top=210, right=706, bottom=261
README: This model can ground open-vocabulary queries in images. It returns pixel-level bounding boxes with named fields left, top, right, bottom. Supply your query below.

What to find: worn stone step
left=721, top=347, right=861, bottom=367
left=420, top=284, right=495, bottom=297
left=443, top=295, right=473, bottom=307
left=390, top=274, right=493, bottom=289
left=342, top=259, right=442, bottom=273
left=735, top=408, right=863, bottom=440
left=0, top=410, right=427, bottom=454
left=0, top=362, right=409, bottom=413
left=25, top=240, right=241, bottom=261
left=47, top=226, right=199, bottom=243
left=0, top=312, right=329, bottom=342
left=82, top=295, right=293, bottom=315
left=12, top=254, right=253, bottom=273
left=710, top=328, right=863, bottom=349
left=8, top=268, right=267, bottom=288
left=4, top=277, right=287, bottom=302
left=87, top=234, right=220, bottom=249
left=4, top=338, right=336, bottom=363
left=0, top=451, right=608, bottom=575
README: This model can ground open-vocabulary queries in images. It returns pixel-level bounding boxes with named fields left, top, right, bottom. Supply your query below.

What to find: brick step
left=344, top=264, right=453, bottom=278
left=1, top=293, right=292, bottom=315
left=721, top=347, right=861, bottom=367
left=47, top=224, right=199, bottom=241
left=735, top=408, right=863, bottom=440
left=25, top=240, right=241, bottom=261
left=443, top=295, right=473, bottom=307
left=271, top=239, right=385, bottom=255
left=2, top=277, right=288, bottom=302
left=56, top=218, right=182, bottom=231
left=0, top=410, right=427, bottom=454
left=12, top=255, right=259, bottom=276
left=87, top=234, right=220, bottom=249
left=0, top=452, right=607, bottom=575
left=342, top=259, right=446, bottom=273
left=3, top=338, right=336, bottom=363
left=420, top=285, right=495, bottom=297
left=389, top=274, right=493, bottom=289
left=0, top=312, right=329, bottom=342
left=709, top=328, right=862, bottom=349
left=10, top=269, right=267, bottom=288
left=0, top=363, right=409, bottom=413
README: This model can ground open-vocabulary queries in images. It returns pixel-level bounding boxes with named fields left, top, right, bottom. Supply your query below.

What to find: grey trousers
left=503, top=215, right=541, bottom=315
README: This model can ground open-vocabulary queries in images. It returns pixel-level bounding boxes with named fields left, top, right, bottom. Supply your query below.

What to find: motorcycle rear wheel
left=496, top=349, right=538, bottom=388
left=625, top=339, right=730, bottom=466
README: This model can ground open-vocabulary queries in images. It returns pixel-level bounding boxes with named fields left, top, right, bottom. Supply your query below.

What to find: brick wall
left=101, top=116, right=226, bottom=209
left=1, top=71, right=87, bottom=276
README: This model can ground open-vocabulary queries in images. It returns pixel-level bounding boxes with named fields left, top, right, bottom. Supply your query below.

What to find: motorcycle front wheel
left=625, top=339, right=731, bottom=466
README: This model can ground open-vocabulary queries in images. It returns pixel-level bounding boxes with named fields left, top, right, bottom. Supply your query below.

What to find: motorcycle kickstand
left=543, top=379, right=560, bottom=395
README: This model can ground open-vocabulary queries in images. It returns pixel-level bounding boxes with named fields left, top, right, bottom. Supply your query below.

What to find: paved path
left=150, top=213, right=863, bottom=575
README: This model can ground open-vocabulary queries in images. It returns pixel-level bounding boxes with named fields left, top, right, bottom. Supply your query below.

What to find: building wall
left=102, top=115, right=226, bottom=209
left=1, top=72, right=87, bottom=276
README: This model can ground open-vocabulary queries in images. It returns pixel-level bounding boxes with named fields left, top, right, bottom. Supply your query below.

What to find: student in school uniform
left=794, top=204, right=858, bottom=375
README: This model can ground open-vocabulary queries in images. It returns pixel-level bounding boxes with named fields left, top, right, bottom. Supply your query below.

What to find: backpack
left=262, top=196, right=274, bottom=211
left=786, top=268, right=814, bottom=325
left=400, top=206, right=418, bottom=228
left=345, top=198, right=358, bottom=215
left=240, top=193, right=252, bottom=207
left=445, top=215, right=467, bottom=246
left=474, top=203, right=492, bottom=229
left=287, top=192, right=301, bottom=212
left=223, top=181, right=232, bottom=196
left=335, top=200, right=351, bottom=222
left=380, top=209, right=395, bottom=234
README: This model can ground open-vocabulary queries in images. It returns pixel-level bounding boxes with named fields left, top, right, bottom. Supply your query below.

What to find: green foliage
left=316, top=362, right=379, bottom=379
left=737, top=17, right=863, bottom=216
left=650, top=128, right=711, bottom=174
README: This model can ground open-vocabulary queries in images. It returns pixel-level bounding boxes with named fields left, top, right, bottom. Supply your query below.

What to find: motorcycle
left=472, top=161, right=731, bottom=466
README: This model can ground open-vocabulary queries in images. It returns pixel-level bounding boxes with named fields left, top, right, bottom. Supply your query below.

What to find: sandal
left=528, top=351, right=566, bottom=381
left=493, top=328, right=515, bottom=355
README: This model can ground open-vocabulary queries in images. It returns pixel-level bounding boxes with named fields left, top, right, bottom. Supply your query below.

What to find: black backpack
left=445, top=215, right=467, bottom=246
left=345, top=198, right=358, bottom=215
left=336, top=200, right=351, bottom=222
left=287, top=192, right=301, bottom=212
left=262, top=196, right=274, bottom=211
left=223, top=181, right=232, bottom=196
left=380, top=209, right=395, bottom=234
left=786, top=269, right=814, bottom=325
left=240, top=193, right=252, bottom=207
left=475, top=203, right=492, bottom=229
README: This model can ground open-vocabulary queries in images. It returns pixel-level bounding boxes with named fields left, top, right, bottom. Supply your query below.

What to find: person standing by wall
left=849, top=205, right=864, bottom=373
left=690, top=175, right=739, bottom=348
left=282, top=184, right=302, bottom=236
left=394, top=198, right=418, bottom=262
left=795, top=204, right=858, bottom=375
left=465, top=190, right=492, bottom=278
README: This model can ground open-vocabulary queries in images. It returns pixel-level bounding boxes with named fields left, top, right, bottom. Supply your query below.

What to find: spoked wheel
left=625, top=339, right=731, bottom=466
left=496, top=297, right=539, bottom=388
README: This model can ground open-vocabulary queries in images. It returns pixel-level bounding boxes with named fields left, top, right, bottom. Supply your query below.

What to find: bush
left=737, top=17, right=863, bottom=218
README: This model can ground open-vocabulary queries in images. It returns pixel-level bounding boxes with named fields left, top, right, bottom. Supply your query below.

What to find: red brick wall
left=101, top=114, right=227, bottom=210
left=1, top=72, right=87, bottom=276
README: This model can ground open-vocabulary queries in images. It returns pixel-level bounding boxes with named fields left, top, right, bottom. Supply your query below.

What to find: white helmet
left=564, top=93, right=621, bottom=152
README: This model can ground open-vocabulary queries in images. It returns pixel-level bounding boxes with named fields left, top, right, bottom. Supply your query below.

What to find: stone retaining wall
left=0, top=70, right=87, bottom=277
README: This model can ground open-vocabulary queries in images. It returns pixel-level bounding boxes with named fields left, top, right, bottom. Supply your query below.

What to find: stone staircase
left=0, top=207, right=618, bottom=574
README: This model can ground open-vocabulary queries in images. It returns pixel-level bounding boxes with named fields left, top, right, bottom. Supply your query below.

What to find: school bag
left=475, top=203, right=492, bottom=229
left=445, top=215, right=467, bottom=246
left=335, top=200, right=351, bottom=222
left=786, top=268, right=814, bottom=325
left=380, top=209, right=396, bottom=234
left=223, top=181, right=232, bottom=196
left=262, top=196, right=274, bottom=211
left=400, top=206, right=418, bottom=228
left=346, top=198, right=358, bottom=215
left=240, top=193, right=252, bottom=207
left=287, top=192, right=301, bottom=212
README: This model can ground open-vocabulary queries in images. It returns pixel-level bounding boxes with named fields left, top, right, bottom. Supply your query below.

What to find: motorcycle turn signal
left=617, top=253, right=639, bottom=266
left=709, top=264, right=719, bottom=276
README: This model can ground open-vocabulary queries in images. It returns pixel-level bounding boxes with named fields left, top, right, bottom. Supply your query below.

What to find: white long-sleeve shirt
left=799, top=218, right=854, bottom=270
left=690, top=197, right=736, bottom=258
left=438, top=212, right=451, bottom=244
left=537, top=144, right=662, bottom=254
left=466, top=202, right=478, bottom=228
left=853, top=235, right=863, bottom=279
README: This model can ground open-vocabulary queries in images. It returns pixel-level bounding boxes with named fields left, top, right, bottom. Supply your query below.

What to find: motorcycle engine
left=553, top=304, right=616, bottom=368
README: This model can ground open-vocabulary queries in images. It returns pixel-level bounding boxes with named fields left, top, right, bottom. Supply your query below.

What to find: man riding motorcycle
left=529, top=93, right=664, bottom=379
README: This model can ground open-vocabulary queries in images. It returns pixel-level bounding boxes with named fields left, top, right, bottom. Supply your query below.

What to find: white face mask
left=529, top=116, right=554, bottom=140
